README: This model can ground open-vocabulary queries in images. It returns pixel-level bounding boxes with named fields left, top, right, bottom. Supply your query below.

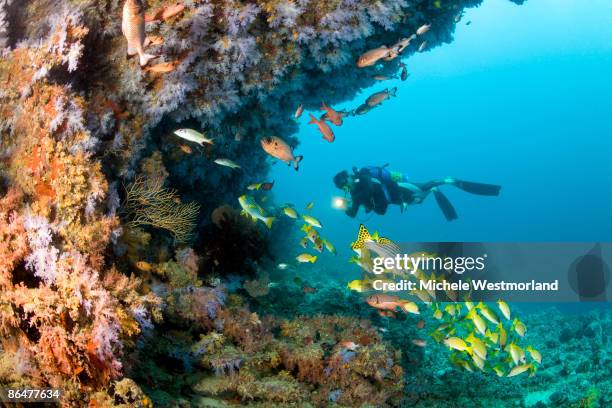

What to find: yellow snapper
left=526, top=346, right=542, bottom=364
left=477, top=302, right=500, bottom=324
left=497, top=323, right=508, bottom=347
left=283, top=206, right=298, bottom=219
left=444, top=337, right=469, bottom=352
left=302, top=215, right=322, bottom=228
left=466, top=333, right=487, bottom=360
left=296, top=253, right=317, bottom=263
left=507, top=343, right=525, bottom=365
left=238, top=195, right=275, bottom=228
left=507, top=364, right=533, bottom=378
left=122, top=0, right=157, bottom=66
left=512, top=318, right=527, bottom=337
left=467, top=309, right=487, bottom=336
left=347, top=279, right=371, bottom=293
left=497, top=300, right=511, bottom=320
left=323, top=239, right=337, bottom=255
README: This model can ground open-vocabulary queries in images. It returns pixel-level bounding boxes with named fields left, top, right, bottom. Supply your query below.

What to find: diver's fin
left=397, top=182, right=423, bottom=194
left=433, top=189, right=458, bottom=221
left=452, top=180, right=501, bottom=196
left=293, top=155, right=303, bottom=171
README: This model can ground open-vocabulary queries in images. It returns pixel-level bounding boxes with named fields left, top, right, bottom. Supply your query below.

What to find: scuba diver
left=333, top=165, right=501, bottom=220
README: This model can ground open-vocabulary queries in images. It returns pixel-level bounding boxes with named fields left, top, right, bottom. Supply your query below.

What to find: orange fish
left=144, top=61, right=177, bottom=73
left=302, top=285, right=317, bottom=294
left=308, top=114, right=335, bottom=143
left=357, top=46, right=391, bottom=68
left=367, top=294, right=413, bottom=312
left=147, top=35, right=164, bottom=46
left=136, top=261, right=153, bottom=272
left=378, top=310, right=397, bottom=319
left=338, top=341, right=359, bottom=351
left=122, top=0, right=157, bottom=66
left=261, top=181, right=275, bottom=191
left=162, top=3, right=185, bottom=20
left=416, top=319, right=425, bottom=329
left=320, top=102, right=343, bottom=126
left=294, top=104, right=304, bottom=119
left=179, top=144, right=192, bottom=154
left=366, top=87, right=397, bottom=107
left=260, top=136, right=303, bottom=170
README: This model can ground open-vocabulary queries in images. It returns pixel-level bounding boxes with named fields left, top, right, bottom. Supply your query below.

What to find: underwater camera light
left=332, top=197, right=348, bottom=210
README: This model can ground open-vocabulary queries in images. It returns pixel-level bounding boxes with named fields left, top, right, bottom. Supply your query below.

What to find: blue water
left=270, top=0, right=612, bottom=262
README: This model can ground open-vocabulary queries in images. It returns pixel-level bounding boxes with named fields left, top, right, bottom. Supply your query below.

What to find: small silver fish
left=174, top=128, right=214, bottom=145
left=416, top=24, right=431, bottom=36
left=215, top=158, right=241, bottom=169
left=418, top=41, right=428, bottom=52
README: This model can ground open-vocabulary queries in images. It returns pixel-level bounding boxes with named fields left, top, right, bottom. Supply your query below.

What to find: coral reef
left=0, top=0, right=533, bottom=405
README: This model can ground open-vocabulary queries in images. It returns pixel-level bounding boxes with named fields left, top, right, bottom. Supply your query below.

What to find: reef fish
left=323, top=239, right=337, bottom=255
left=162, top=2, right=185, bottom=20
left=357, top=46, right=391, bottom=68
left=260, top=136, right=303, bottom=171
left=373, top=75, right=395, bottom=81
left=400, top=63, right=408, bottom=81
left=347, top=279, right=370, bottom=293
left=136, top=261, right=154, bottom=272
left=366, top=294, right=418, bottom=313
left=122, top=0, right=157, bottom=66
left=418, top=41, right=428, bottom=52
left=497, top=300, right=511, bottom=320
left=144, top=61, right=177, bottom=73
left=296, top=253, right=318, bottom=263
left=214, top=158, right=241, bottom=169
left=174, top=129, right=214, bottom=145
left=261, top=181, right=275, bottom=191
left=294, top=104, right=304, bottom=118
left=308, top=114, right=335, bottom=143
left=412, top=339, right=427, bottom=347
left=366, top=87, right=397, bottom=107
left=283, top=206, right=298, bottom=219
left=416, top=24, right=431, bottom=36
left=238, top=195, right=275, bottom=228
left=320, top=102, right=343, bottom=126
left=507, top=364, right=533, bottom=378
left=302, top=215, right=322, bottom=228
left=443, top=337, right=469, bottom=352
left=392, top=34, right=417, bottom=54
left=179, top=144, right=192, bottom=154
left=354, top=103, right=372, bottom=115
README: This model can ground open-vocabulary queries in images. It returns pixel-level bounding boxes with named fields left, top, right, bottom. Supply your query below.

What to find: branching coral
left=123, top=175, right=200, bottom=244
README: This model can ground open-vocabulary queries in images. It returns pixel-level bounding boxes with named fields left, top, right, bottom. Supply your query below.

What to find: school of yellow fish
left=347, top=224, right=541, bottom=378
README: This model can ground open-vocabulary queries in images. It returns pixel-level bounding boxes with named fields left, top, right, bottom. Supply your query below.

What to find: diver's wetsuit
left=343, top=167, right=501, bottom=220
